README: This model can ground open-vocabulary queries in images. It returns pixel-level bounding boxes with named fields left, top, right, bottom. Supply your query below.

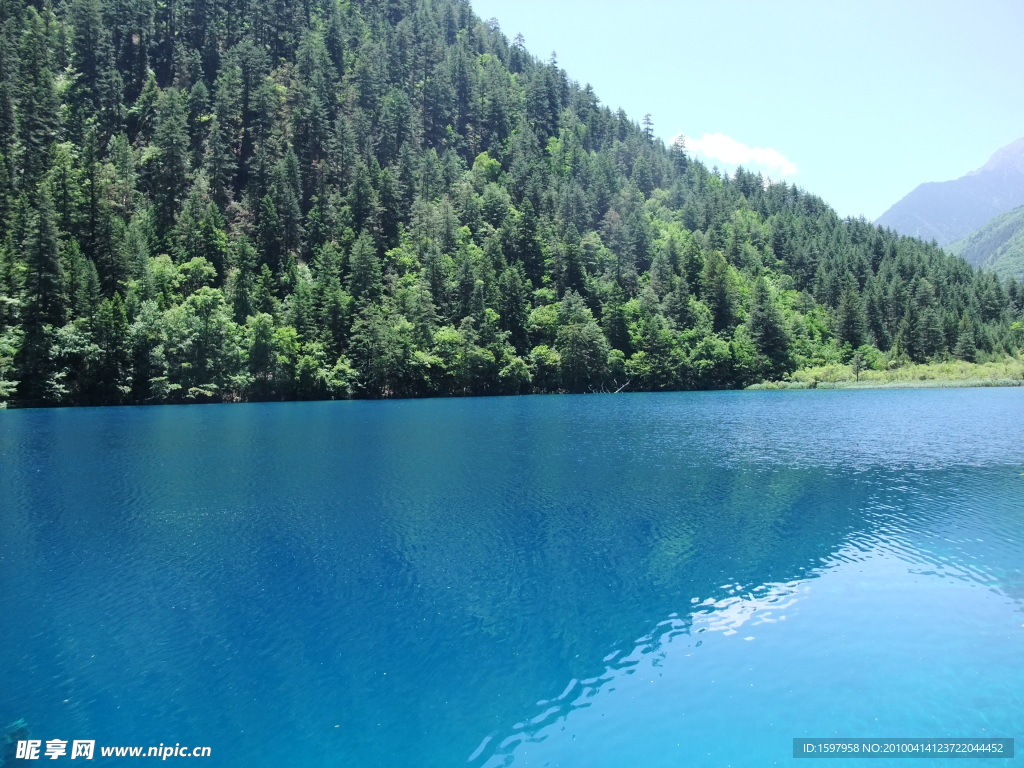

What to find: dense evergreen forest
left=0, top=0, right=1022, bottom=406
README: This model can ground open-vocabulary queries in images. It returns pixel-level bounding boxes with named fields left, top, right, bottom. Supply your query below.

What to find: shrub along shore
left=749, top=356, right=1024, bottom=390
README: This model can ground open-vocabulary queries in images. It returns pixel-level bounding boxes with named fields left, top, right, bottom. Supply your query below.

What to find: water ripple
left=2, top=392, right=1022, bottom=768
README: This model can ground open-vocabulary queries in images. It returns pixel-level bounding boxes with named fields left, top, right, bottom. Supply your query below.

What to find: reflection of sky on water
left=475, top=517, right=1024, bottom=768
left=689, top=579, right=802, bottom=638
left=474, top=576, right=808, bottom=767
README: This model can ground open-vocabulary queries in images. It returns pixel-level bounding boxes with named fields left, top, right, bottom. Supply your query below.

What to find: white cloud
left=673, top=132, right=798, bottom=177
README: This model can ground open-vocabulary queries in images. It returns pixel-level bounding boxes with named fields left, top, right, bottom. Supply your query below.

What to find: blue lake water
left=1, top=389, right=1023, bottom=767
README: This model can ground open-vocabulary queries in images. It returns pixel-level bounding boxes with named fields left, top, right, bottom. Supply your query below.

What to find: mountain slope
left=949, top=205, right=1024, bottom=280
left=876, top=138, right=1024, bottom=246
left=0, top=0, right=1021, bottom=406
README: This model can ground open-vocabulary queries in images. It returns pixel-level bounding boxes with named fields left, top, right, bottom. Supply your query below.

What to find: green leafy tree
left=161, top=287, right=245, bottom=400
left=555, top=290, right=608, bottom=392
left=349, top=304, right=426, bottom=398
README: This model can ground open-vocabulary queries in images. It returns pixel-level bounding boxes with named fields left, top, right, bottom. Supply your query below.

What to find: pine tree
left=17, top=9, right=61, bottom=185
left=68, top=0, right=123, bottom=138
left=746, top=278, right=791, bottom=379
left=91, top=293, right=131, bottom=402
left=255, top=195, right=286, bottom=273
left=953, top=310, right=977, bottom=362
left=834, top=279, right=867, bottom=349
left=909, top=279, right=945, bottom=361
left=347, top=232, right=383, bottom=307
left=22, top=185, right=66, bottom=331
left=700, top=250, right=738, bottom=333
left=150, top=89, right=191, bottom=246
left=497, top=262, right=530, bottom=353
left=17, top=185, right=66, bottom=401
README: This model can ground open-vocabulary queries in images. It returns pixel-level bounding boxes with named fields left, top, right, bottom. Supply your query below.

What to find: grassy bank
left=749, top=358, right=1024, bottom=391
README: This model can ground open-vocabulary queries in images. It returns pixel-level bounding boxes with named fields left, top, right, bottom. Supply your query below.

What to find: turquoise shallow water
left=1, top=389, right=1022, bottom=767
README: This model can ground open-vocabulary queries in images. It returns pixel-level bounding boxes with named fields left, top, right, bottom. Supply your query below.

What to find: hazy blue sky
left=468, top=0, right=1024, bottom=220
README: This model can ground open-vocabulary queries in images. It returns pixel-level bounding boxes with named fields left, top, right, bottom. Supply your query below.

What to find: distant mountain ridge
left=876, top=137, right=1024, bottom=246
left=948, top=205, right=1024, bottom=281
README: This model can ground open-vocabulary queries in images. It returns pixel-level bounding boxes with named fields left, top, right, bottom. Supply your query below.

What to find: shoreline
left=749, top=357, right=1024, bottom=392
left=748, top=378, right=1024, bottom=391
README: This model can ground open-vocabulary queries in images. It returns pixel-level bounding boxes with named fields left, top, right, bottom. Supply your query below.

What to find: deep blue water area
left=1, top=389, right=1023, bottom=766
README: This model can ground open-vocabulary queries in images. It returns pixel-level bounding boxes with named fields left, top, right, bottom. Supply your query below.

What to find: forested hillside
left=0, top=0, right=1022, bottom=406
left=949, top=206, right=1024, bottom=282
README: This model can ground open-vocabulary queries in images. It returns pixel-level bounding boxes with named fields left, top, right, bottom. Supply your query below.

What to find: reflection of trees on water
left=373, top=445, right=880, bottom=766
left=445, top=464, right=1023, bottom=767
